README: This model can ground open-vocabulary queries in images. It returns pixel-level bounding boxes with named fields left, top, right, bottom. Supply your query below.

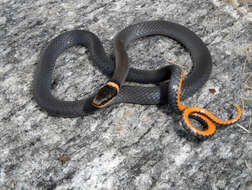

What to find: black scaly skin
left=33, top=20, right=212, bottom=117
left=167, top=65, right=211, bottom=139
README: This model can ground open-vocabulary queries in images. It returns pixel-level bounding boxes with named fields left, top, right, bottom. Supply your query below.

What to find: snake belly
left=33, top=20, right=212, bottom=117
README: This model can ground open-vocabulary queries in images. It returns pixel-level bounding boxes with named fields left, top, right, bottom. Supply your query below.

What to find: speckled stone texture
left=0, top=0, right=252, bottom=189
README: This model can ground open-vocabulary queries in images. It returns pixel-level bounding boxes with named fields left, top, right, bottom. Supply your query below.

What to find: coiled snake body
left=33, top=20, right=242, bottom=138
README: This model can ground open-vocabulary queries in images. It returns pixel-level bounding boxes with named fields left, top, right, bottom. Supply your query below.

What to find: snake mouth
left=92, top=82, right=120, bottom=108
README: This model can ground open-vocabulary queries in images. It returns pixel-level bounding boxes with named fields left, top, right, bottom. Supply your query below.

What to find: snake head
left=92, top=81, right=120, bottom=108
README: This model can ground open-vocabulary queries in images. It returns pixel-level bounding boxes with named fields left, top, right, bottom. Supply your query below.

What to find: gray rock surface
left=0, top=0, right=252, bottom=189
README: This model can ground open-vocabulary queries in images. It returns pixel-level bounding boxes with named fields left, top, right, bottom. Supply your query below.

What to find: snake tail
left=169, top=66, right=242, bottom=138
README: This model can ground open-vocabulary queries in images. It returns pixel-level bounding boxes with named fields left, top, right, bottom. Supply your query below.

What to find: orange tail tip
left=174, top=65, right=243, bottom=137
left=228, top=104, right=243, bottom=124
left=198, top=104, right=243, bottom=126
left=181, top=104, right=242, bottom=137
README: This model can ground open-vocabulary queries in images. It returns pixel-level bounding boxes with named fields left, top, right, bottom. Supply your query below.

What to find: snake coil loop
left=33, top=20, right=242, bottom=139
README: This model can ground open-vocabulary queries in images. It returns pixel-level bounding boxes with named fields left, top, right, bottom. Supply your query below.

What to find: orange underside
left=177, top=71, right=242, bottom=137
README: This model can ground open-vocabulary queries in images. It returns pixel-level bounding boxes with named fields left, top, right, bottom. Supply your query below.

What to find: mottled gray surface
left=0, top=0, right=252, bottom=189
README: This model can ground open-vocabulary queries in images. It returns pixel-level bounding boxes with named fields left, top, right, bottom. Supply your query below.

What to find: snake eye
left=92, top=82, right=120, bottom=108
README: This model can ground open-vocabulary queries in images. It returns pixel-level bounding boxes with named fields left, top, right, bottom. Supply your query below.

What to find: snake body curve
left=33, top=21, right=212, bottom=118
